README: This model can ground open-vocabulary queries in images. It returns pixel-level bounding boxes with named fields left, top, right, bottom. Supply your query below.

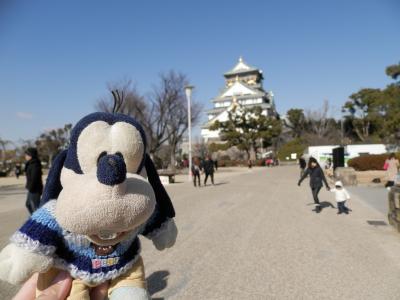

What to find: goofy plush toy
left=0, top=104, right=177, bottom=299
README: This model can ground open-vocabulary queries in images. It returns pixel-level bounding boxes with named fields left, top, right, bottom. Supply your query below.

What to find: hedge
left=347, top=153, right=400, bottom=171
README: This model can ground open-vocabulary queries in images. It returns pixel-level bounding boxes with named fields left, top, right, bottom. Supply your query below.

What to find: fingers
left=14, top=271, right=108, bottom=300
left=13, top=273, right=38, bottom=300
left=36, top=271, right=72, bottom=300
left=90, top=281, right=109, bottom=300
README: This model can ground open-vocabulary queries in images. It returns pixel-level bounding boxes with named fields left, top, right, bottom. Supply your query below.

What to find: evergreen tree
left=210, top=106, right=281, bottom=159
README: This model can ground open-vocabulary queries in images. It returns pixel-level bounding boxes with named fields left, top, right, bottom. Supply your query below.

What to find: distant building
left=305, top=144, right=388, bottom=167
left=201, top=57, right=277, bottom=142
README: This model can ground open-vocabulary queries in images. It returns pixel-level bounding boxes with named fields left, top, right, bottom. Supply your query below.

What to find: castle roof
left=212, top=80, right=268, bottom=102
left=224, top=56, right=261, bottom=77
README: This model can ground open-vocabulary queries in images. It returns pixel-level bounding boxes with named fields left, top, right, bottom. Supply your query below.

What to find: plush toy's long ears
left=141, top=153, right=175, bottom=236
left=40, top=150, right=67, bottom=207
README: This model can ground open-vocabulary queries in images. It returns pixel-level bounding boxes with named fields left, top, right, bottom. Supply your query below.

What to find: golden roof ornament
left=232, top=96, right=238, bottom=107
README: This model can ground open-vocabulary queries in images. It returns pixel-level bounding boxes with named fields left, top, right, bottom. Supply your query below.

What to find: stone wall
left=334, top=167, right=358, bottom=186
left=355, top=170, right=387, bottom=186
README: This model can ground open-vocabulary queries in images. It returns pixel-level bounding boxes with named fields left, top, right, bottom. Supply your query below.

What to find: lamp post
left=340, top=108, right=346, bottom=146
left=185, top=85, right=194, bottom=182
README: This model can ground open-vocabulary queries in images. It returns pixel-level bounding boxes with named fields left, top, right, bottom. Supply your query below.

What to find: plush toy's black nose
left=97, top=154, right=126, bottom=186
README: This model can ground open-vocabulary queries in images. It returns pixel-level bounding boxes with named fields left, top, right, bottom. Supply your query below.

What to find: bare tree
left=304, top=100, right=340, bottom=145
left=0, top=138, right=12, bottom=166
left=192, top=136, right=208, bottom=158
left=305, top=100, right=331, bottom=138
left=154, top=71, right=202, bottom=169
left=95, top=72, right=202, bottom=168
left=96, top=79, right=171, bottom=155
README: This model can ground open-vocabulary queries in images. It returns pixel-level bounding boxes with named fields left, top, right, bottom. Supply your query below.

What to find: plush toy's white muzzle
left=56, top=169, right=156, bottom=243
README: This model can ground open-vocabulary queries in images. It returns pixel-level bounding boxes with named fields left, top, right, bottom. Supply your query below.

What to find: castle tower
left=201, top=57, right=277, bottom=142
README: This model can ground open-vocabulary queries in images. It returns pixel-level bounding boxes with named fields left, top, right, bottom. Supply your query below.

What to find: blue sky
left=0, top=0, right=399, bottom=143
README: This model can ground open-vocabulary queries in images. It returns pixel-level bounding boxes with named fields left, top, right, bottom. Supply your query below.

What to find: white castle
left=201, top=57, right=277, bottom=142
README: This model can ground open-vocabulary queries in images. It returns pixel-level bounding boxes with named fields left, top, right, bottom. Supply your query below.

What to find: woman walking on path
left=298, top=157, right=331, bottom=213
left=191, top=157, right=202, bottom=187
left=384, top=153, right=399, bottom=189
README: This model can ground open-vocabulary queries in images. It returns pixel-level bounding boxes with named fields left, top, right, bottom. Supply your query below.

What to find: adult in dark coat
left=299, top=156, right=307, bottom=178
left=24, top=147, right=43, bottom=214
left=203, top=156, right=215, bottom=186
left=298, top=157, right=330, bottom=213
left=191, top=157, right=202, bottom=187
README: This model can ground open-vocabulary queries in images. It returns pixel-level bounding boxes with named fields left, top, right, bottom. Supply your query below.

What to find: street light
left=185, top=85, right=194, bottom=182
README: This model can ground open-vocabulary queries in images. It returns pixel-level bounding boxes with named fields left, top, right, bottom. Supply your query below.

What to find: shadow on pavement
left=307, top=201, right=336, bottom=212
left=307, top=201, right=335, bottom=209
left=203, top=181, right=229, bottom=187
left=319, top=201, right=336, bottom=209
left=147, top=270, right=169, bottom=299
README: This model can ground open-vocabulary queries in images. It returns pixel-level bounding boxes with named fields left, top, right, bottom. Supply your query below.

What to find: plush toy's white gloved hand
left=0, top=243, right=54, bottom=285
left=151, top=219, right=178, bottom=251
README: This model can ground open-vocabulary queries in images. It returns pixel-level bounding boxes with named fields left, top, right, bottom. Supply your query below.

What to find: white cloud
left=16, top=112, right=33, bottom=119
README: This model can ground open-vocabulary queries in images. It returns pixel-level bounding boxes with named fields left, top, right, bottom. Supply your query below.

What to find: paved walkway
left=1, top=166, right=400, bottom=299
left=347, top=186, right=388, bottom=215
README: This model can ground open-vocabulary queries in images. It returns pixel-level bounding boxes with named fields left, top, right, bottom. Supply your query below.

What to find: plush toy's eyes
left=77, top=121, right=144, bottom=174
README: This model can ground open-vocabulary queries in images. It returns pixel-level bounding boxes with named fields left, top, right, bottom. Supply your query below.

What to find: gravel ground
left=1, top=166, right=400, bottom=299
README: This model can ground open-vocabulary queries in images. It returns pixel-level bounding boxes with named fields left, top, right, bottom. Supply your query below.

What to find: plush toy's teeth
left=98, top=231, right=118, bottom=240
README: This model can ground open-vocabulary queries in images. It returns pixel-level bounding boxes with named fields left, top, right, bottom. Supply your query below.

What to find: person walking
left=191, top=157, right=202, bottom=187
left=298, top=157, right=330, bottom=213
left=24, top=147, right=43, bottom=214
left=299, top=156, right=307, bottom=178
left=203, top=155, right=215, bottom=186
left=266, top=157, right=273, bottom=167
left=14, top=164, right=21, bottom=179
left=248, top=159, right=252, bottom=169
left=384, top=153, right=399, bottom=189
left=329, top=181, right=350, bottom=215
